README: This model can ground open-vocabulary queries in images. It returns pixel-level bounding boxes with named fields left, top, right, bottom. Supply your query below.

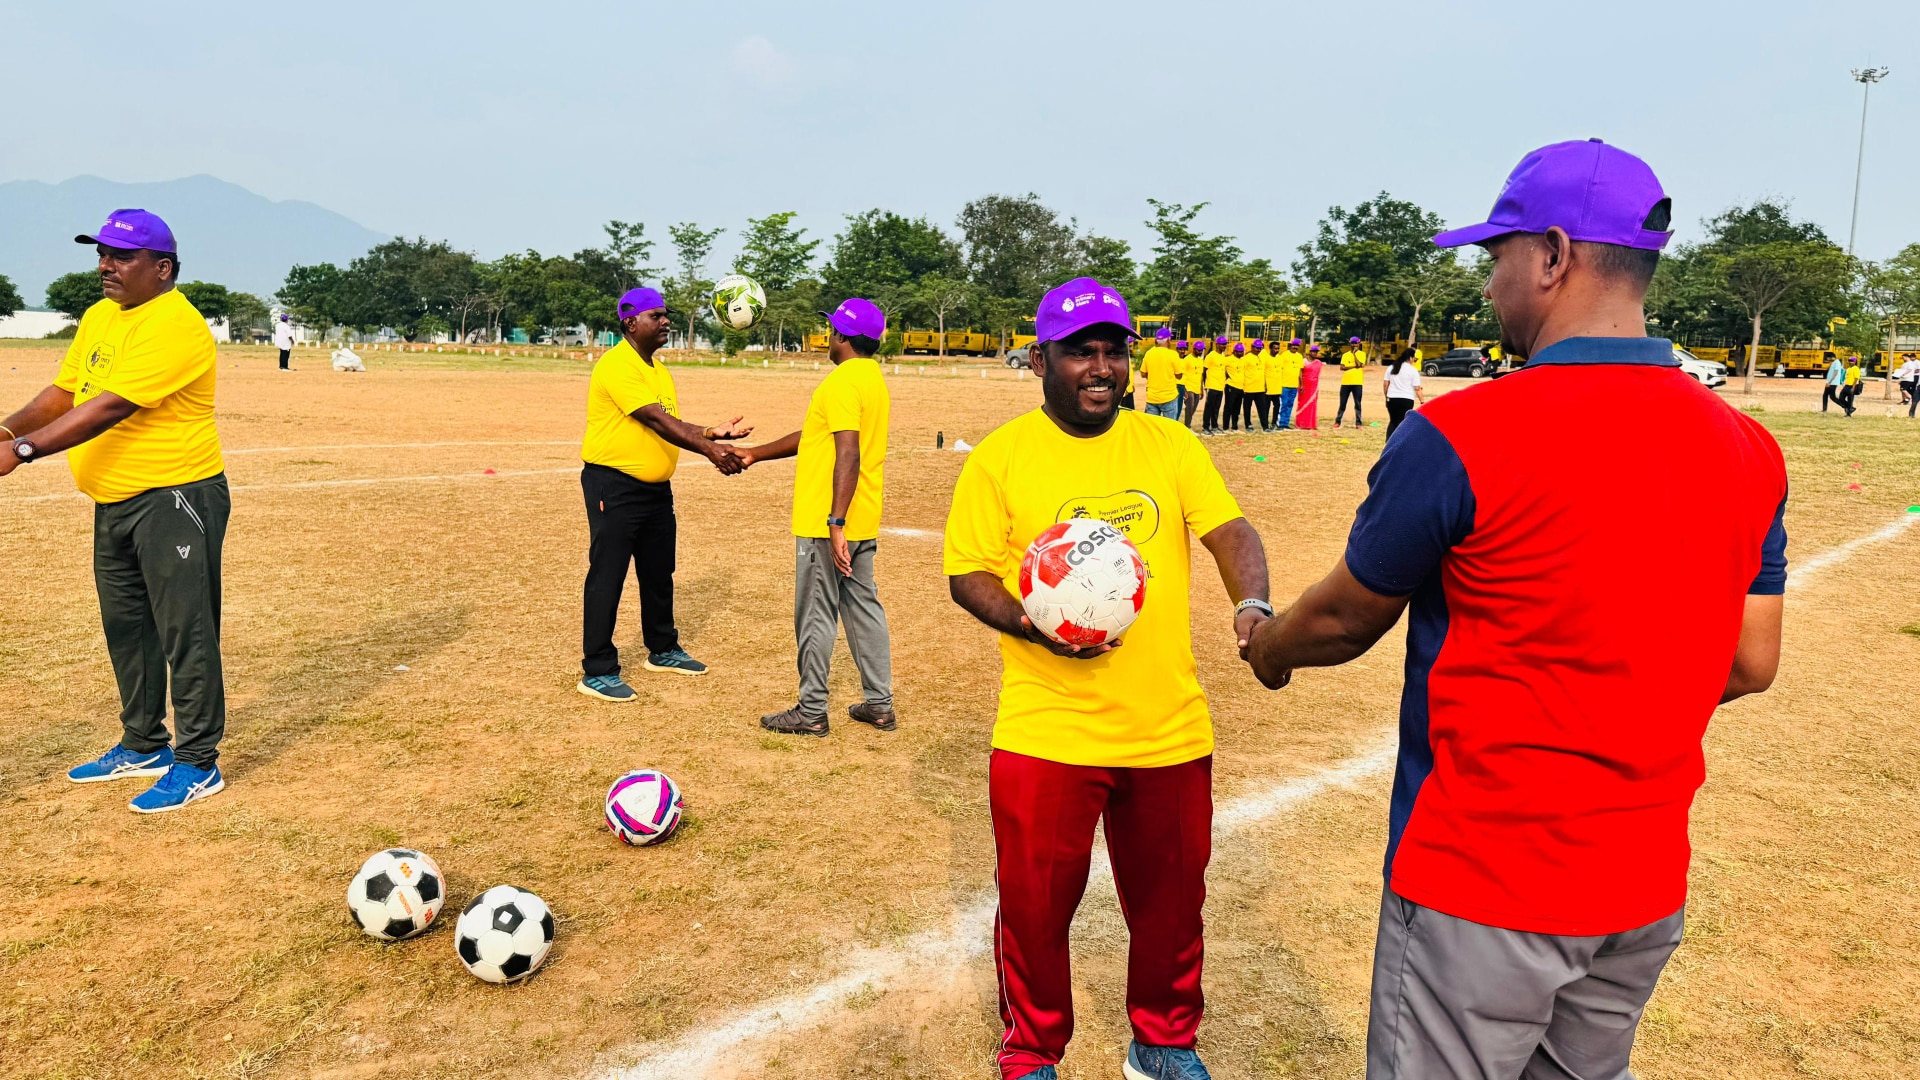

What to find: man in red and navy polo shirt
left=1246, top=139, right=1789, bottom=1079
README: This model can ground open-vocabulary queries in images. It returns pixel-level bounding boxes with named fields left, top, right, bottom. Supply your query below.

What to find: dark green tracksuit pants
left=93, top=474, right=230, bottom=769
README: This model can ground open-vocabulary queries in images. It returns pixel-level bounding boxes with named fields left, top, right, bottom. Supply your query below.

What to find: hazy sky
left=5, top=1, right=1915, bottom=272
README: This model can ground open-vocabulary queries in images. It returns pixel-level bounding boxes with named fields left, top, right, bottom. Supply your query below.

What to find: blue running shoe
left=1123, top=1041, right=1212, bottom=1080
left=68, top=744, right=173, bottom=784
left=129, top=762, right=225, bottom=814
left=643, top=649, right=708, bottom=677
left=577, top=673, right=638, bottom=701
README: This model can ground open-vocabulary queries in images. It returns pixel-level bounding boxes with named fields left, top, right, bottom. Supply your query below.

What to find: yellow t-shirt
left=583, top=340, right=681, bottom=483
left=1241, top=349, right=1267, bottom=393
left=943, top=409, right=1244, bottom=768
left=1225, top=352, right=1247, bottom=389
left=792, top=357, right=889, bottom=540
left=1340, top=350, right=1367, bottom=385
left=1203, top=349, right=1227, bottom=391
left=55, top=291, right=223, bottom=504
left=1845, top=365, right=1862, bottom=386
left=1177, top=353, right=1199, bottom=391
left=1274, top=350, right=1305, bottom=390
left=1139, top=346, right=1184, bottom=405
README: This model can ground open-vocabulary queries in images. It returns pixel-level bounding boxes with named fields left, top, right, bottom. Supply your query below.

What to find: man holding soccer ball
left=576, top=287, right=753, bottom=701
left=944, top=276, right=1272, bottom=1080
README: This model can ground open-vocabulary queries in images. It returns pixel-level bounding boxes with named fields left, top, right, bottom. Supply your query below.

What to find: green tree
left=1649, top=200, right=1853, bottom=349
left=1295, top=194, right=1447, bottom=341
left=341, top=238, right=479, bottom=340
left=226, top=291, right=271, bottom=342
left=45, top=271, right=103, bottom=320
left=1389, top=253, right=1482, bottom=345
left=1135, top=199, right=1240, bottom=317
left=0, top=273, right=22, bottom=318
left=914, top=273, right=974, bottom=356
left=1075, top=233, right=1136, bottom=298
left=1724, top=241, right=1856, bottom=394
left=1192, top=263, right=1283, bottom=339
left=957, top=193, right=1078, bottom=311
left=178, top=281, right=233, bottom=320
left=1857, top=244, right=1920, bottom=398
left=735, top=211, right=820, bottom=292
left=820, top=209, right=962, bottom=309
left=666, top=222, right=726, bottom=347
left=601, top=220, right=656, bottom=292
left=277, top=263, right=348, bottom=337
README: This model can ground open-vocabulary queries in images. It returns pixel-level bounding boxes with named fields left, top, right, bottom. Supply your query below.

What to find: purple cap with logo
left=1290, top=338, right=1303, bottom=345
left=1309, top=344, right=1321, bottom=352
left=1154, top=326, right=1171, bottom=340
left=1175, top=339, right=1188, bottom=349
left=617, top=287, right=676, bottom=320
left=822, top=297, right=886, bottom=339
left=1252, top=339, right=1266, bottom=350
left=1214, top=335, right=1228, bottom=345
left=75, top=208, right=176, bottom=253
left=1034, top=277, right=1134, bottom=344
left=1433, top=138, right=1673, bottom=251
left=1349, top=337, right=1361, bottom=344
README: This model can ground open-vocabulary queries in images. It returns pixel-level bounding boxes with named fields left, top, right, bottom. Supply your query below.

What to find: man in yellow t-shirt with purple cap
left=0, top=209, right=230, bottom=813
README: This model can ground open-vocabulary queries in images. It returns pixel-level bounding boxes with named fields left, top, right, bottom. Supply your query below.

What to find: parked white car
left=1674, top=347, right=1727, bottom=388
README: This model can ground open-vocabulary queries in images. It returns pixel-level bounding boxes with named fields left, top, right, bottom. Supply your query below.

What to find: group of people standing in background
left=1130, top=332, right=1385, bottom=436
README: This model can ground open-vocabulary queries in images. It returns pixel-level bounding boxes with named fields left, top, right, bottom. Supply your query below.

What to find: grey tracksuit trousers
left=93, top=474, right=230, bottom=768
left=793, top=536, right=892, bottom=719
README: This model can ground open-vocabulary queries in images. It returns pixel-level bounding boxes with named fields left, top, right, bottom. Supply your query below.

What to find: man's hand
left=1237, top=609, right=1289, bottom=688
left=1020, top=617, right=1120, bottom=660
left=0, top=445, right=18, bottom=479
left=706, top=416, right=753, bottom=440
left=704, top=443, right=746, bottom=475
left=829, top=523, right=852, bottom=577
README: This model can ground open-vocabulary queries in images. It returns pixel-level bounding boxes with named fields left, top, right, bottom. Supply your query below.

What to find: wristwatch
left=1235, top=598, right=1275, bottom=618
left=11, top=439, right=37, bottom=463
left=826, top=516, right=848, bottom=528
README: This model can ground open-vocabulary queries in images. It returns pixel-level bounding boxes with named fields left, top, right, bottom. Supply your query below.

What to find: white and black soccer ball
left=605, top=768, right=684, bottom=846
left=711, top=273, right=767, bottom=331
left=347, top=848, right=445, bottom=941
left=455, top=885, right=554, bottom=983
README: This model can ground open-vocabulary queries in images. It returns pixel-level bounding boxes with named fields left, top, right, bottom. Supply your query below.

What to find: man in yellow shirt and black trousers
left=577, top=287, right=754, bottom=701
left=1335, top=336, right=1368, bottom=429
left=743, top=298, right=896, bottom=736
left=946, top=276, right=1273, bottom=1080
left=0, top=210, right=229, bottom=812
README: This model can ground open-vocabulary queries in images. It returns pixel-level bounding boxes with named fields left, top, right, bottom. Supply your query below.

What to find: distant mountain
left=0, top=175, right=386, bottom=305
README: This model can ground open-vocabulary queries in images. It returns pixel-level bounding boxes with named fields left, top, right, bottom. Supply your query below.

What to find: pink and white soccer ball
left=1018, top=519, right=1147, bottom=647
left=605, top=769, right=684, bottom=846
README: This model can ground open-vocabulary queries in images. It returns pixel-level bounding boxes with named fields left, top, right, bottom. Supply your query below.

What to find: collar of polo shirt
left=1525, top=337, right=1679, bottom=368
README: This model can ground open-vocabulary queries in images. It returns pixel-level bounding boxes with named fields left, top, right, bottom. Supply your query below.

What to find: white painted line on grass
left=595, top=735, right=1396, bottom=1080
left=881, top=527, right=942, bottom=540
left=0, top=467, right=581, bottom=505
left=1786, top=510, right=1920, bottom=587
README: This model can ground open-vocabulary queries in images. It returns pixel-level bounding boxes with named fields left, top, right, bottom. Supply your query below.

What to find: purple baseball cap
left=1174, top=339, right=1188, bottom=348
left=617, top=287, right=670, bottom=320
left=1433, top=138, right=1673, bottom=251
left=1214, top=335, right=1228, bottom=345
left=1034, top=277, right=1134, bottom=344
left=822, top=297, right=886, bottom=339
left=1232, top=342, right=1245, bottom=354
left=1290, top=338, right=1303, bottom=345
left=1154, top=326, right=1171, bottom=340
left=1252, top=339, right=1266, bottom=350
left=75, top=208, right=175, bottom=253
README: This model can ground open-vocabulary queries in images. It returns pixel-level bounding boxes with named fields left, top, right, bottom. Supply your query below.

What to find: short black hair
left=149, top=250, right=179, bottom=282
left=1574, top=241, right=1658, bottom=290
left=844, top=333, right=880, bottom=357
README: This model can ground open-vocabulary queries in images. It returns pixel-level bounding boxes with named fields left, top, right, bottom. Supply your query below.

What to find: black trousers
left=1222, top=387, right=1244, bottom=430
left=1182, top=389, right=1200, bottom=428
left=277, top=348, right=290, bottom=369
left=1336, top=384, right=1364, bottom=425
left=1202, top=389, right=1223, bottom=432
left=95, top=474, right=230, bottom=768
left=1822, top=386, right=1845, bottom=412
left=1120, top=389, right=1135, bottom=410
left=1248, top=392, right=1270, bottom=429
left=1386, top=397, right=1414, bottom=438
left=581, top=464, right=680, bottom=676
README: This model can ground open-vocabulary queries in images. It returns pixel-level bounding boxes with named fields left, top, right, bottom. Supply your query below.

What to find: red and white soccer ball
left=1018, top=519, right=1147, bottom=647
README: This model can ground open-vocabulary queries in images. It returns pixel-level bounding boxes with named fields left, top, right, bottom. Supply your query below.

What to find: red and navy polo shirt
left=1346, top=336, right=1788, bottom=935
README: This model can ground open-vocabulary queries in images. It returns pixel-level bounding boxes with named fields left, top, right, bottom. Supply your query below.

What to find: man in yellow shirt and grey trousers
left=577, top=287, right=754, bottom=701
left=744, top=298, right=896, bottom=736
left=0, top=210, right=229, bottom=812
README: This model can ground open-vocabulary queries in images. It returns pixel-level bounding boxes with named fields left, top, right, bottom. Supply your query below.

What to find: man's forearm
left=747, top=430, right=801, bottom=463
left=1199, top=518, right=1268, bottom=604
left=830, top=437, right=859, bottom=518
left=1248, top=558, right=1411, bottom=683
left=950, top=572, right=1024, bottom=638
left=16, top=392, right=138, bottom=455
left=3, top=385, right=76, bottom=438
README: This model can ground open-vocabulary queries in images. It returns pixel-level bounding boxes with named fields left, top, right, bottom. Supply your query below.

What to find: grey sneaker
left=1123, top=1041, right=1211, bottom=1080
left=760, top=707, right=829, bottom=737
left=643, top=649, right=708, bottom=676
left=577, top=674, right=637, bottom=701
left=848, top=702, right=897, bottom=731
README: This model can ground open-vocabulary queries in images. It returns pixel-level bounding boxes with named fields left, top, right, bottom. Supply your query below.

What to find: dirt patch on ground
left=0, top=343, right=1915, bottom=1078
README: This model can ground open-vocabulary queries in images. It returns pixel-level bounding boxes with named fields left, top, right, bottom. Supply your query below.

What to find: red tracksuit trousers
left=989, top=749, right=1213, bottom=1080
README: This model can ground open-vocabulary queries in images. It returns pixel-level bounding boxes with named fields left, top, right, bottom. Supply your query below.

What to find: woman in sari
left=1294, top=344, right=1324, bottom=429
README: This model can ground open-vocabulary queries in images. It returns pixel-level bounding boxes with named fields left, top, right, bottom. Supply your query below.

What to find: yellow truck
left=1773, top=346, right=1833, bottom=378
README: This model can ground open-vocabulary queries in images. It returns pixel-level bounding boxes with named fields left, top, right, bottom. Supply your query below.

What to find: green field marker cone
left=1908, top=505, right=1919, bottom=513
left=1253, top=455, right=1267, bottom=462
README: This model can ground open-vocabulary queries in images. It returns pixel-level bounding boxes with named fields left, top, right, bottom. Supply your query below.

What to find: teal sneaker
left=1018, top=1069, right=1057, bottom=1080
left=129, top=762, right=225, bottom=814
left=68, top=743, right=173, bottom=783
left=643, top=649, right=708, bottom=677
left=577, top=674, right=637, bottom=701
left=1123, top=1041, right=1211, bottom=1080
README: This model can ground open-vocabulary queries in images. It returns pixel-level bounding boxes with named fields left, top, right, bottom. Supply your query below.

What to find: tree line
left=6, top=195, right=1915, bottom=371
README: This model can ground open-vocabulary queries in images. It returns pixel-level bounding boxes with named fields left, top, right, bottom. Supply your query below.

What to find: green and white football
left=712, top=274, right=767, bottom=331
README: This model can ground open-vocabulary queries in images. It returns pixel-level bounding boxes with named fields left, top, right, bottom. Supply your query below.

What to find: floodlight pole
left=1846, top=67, right=1889, bottom=257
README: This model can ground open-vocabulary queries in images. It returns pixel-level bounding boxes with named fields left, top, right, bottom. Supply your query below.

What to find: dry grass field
left=1, top=340, right=1917, bottom=1080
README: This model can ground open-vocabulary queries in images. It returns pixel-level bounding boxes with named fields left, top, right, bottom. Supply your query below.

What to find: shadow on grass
left=220, top=605, right=471, bottom=780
